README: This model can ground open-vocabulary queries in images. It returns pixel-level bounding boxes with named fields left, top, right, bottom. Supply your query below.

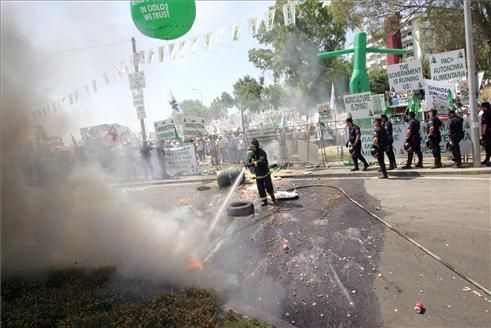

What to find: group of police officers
left=346, top=101, right=491, bottom=178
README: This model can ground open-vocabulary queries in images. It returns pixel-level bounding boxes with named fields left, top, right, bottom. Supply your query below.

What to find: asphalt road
left=123, top=174, right=491, bottom=327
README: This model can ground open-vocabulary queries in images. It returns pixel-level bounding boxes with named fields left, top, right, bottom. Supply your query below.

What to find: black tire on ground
left=226, top=201, right=254, bottom=217
left=217, top=168, right=245, bottom=188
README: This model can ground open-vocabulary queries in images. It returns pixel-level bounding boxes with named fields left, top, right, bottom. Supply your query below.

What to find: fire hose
left=203, top=183, right=490, bottom=297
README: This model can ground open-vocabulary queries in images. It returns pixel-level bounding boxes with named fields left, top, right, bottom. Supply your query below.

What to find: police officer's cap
left=346, top=118, right=353, bottom=123
left=480, top=102, right=490, bottom=110
left=431, top=109, right=438, bottom=115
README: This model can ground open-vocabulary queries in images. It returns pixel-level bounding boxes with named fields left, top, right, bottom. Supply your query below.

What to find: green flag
left=384, top=94, right=391, bottom=115
left=447, top=89, right=456, bottom=110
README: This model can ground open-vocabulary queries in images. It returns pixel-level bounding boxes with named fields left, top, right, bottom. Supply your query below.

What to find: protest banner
left=164, top=144, right=198, bottom=174
left=154, top=119, right=177, bottom=141
left=430, top=49, right=467, bottom=82
left=387, top=60, right=424, bottom=92
left=424, top=79, right=457, bottom=113
left=356, top=118, right=472, bottom=161
left=182, top=116, right=206, bottom=139
left=343, top=92, right=372, bottom=119
left=317, top=102, right=332, bottom=126
left=344, top=93, right=386, bottom=119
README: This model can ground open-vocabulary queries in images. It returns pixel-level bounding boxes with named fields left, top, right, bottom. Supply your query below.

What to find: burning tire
left=226, top=201, right=254, bottom=217
left=217, top=167, right=245, bottom=188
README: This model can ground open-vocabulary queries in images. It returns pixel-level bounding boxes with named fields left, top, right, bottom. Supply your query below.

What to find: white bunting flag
left=191, top=36, right=200, bottom=53
left=69, top=94, right=74, bottom=105
left=248, top=17, right=258, bottom=37
left=114, top=62, right=127, bottom=78
left=103, top=73, right=110, bottom=84
left=158, top=46, right=165, bottom=62
left=215, top=27, right=225, bottom=44
left=92, top=79, right=98, bottom=92
left=265, top=9, right=276, bottom=31
left=52, top=102, right=57, bottom=114
left=231, top=23, right=241, bottom=41
left=147, top=49, right=154, bottom=64
left=180, top=40, right=187, bottom=57
left=42, top=107, right=47, bottom=117
left=282, top=2, right=296, bottom=26
left=204, top=32, right=213, bottom=49
left=74, top=90, right=79, bottom=103
left=169, top=43, right=177, bottom=60
left=84, top=84, right=90, bottom=96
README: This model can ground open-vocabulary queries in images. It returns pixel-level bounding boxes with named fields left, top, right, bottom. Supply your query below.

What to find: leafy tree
left=249, top=0, right=351, bottom=112
left=232, top=75, right=264, bottom=112
left=368, top=67, right=389, bottom=94
left=349, top=0, right=490, bottom=75
left=208, top=92, right=235, bottom=120
left=261, top=83, right=285, bottom=111
left=177, top=99, right=209, bottom=119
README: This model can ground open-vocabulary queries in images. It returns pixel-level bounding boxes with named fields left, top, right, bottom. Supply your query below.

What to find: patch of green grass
left=2, top=267, right=269, bottom=328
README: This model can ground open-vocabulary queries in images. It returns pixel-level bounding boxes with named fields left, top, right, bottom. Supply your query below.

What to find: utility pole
left=131, top=37, right=147, bottom=144
left=464, top=0, right=480, bottom=167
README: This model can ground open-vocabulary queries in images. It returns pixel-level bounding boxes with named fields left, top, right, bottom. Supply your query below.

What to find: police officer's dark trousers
left=385, top=142, right=397, bottom=168
left=407, top=137, right=423, bottom=166
left=256, top=174, right=275, bottom=203
left=352, top=144, right=368, bottom=169
left=430, top=137, right=441, bottom=165
left=377, top=151, right=388, bottom=178
left=484, top=135, right=491, bottom=163
left=450, top=137, right=462, bottom=165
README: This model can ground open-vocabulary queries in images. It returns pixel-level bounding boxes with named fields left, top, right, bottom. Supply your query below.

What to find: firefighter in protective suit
left=245, top=139, right=277, bottom=206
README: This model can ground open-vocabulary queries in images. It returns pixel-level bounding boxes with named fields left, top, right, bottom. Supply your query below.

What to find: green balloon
left=131, top=0, right=196, bottom=40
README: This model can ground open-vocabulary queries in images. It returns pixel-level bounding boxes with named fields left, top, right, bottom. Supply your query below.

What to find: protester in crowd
left=426, top=109, right=443, bottom=169
left=372, top=118, right=389, bottom=179
left=245, top=139, right=276, bottom=206
left=381, top=114, right=397, bottom=170
left=156, top=141, right=168, bottom=179
left=345, top=118, right=369, bottom=172
left=402, top=111, right=423, bottom=169
left=196, top=138, right=205, bottom=162
left=448, top=110, right=464, bottom=168
left=140, top=142, right=154, bottom=179
left=480, top=102, right=491, bottom=166
left=218, top=136, right=225, bottom=164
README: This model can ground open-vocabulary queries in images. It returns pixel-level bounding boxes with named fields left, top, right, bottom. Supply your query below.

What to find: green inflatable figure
left=318, top=31, right=406, bottom=94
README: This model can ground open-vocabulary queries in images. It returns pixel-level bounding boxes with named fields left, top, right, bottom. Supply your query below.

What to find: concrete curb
left=112, top=167, right=490, bottom=188
left=278, top=168, right=491, bottom=179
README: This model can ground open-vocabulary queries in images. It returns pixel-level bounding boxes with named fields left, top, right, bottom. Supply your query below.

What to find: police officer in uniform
left=480, top=102, right=491, bottom=165
left=402, top=111, right=423, bottom=169
left=373, top=118, right=389, bottom=179
left=246, top=139, right=277, bottom=206
left=381, top=114, right=397, bottom=169
left=426, top=109, right=443, bottom=168
left=346, top=118, right=369, bottom=172
left=447, top=110, right=464, bottom=168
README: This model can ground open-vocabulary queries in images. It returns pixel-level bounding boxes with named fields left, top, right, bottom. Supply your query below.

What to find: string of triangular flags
left=32, top=1, right=297, bottom=122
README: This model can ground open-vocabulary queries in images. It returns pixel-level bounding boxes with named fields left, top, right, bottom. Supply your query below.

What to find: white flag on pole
left=330, top=82, right=336, bottom=112
left=169, top=89, right=183, bottom=114
left=92, top=79, right=98, bottom=92
left=103, top=73, right=110, bottom=84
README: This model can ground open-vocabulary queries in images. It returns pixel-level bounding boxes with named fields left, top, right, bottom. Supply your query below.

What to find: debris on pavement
left=414, top=302, right=424, bottom=314
left=462, top=287, right=471, bottom=292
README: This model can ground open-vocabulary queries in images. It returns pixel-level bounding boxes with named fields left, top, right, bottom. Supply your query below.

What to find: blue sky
left=5, top=1, right=277, bottom=134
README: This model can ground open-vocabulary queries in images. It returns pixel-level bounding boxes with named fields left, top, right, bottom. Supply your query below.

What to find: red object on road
left=414, top=302, right=424, bottom=314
